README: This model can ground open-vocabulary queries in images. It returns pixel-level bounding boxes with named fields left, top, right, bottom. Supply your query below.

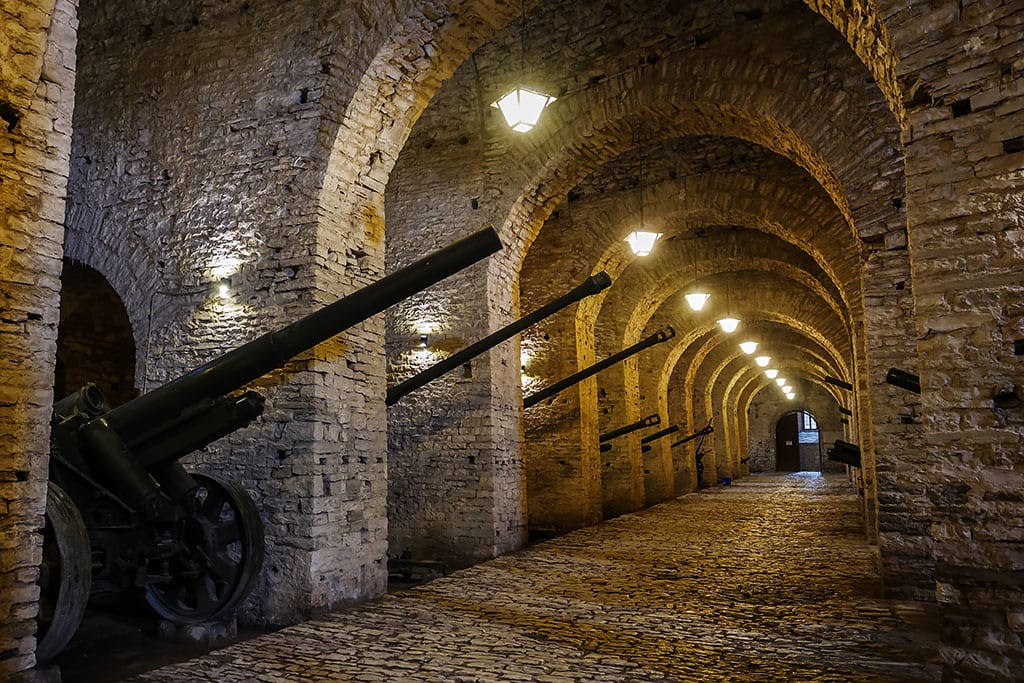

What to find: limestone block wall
left=384, top=113, right=527, bottom=568
left=62, top=0, right=442, bottom=624
left=882, top=0, right=1024, bottom=676
left=0, top=0, right=78, bottom=678
left=521, top=210, right=603, bottom=534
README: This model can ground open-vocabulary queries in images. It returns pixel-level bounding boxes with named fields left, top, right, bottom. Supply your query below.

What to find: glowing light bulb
left=685, top=292, right=710, bottom=311
left=717, top=317, right=740, bottom=333
left=755, top=356, right=771, bottom=368
left=776, top=377, right=787, bottom=386
left=625, top=231, right=661, bottom=256
left=739, top=341, right=758, bottom=355
left=491, top=87, right=557, bottom=132
left=765, top=369, right=778, bottom=379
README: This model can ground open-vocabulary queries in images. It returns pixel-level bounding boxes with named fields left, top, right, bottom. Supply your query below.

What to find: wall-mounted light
left=625, top=230, right=661, bottom=256
left=739, top=341, right=758, bottom=354
left=418, top=334, right=428, bottom=348
left=754, top=355, right=771, bottom=367
left=685, top=292, right=710, bottom=311
left=491, top=0, right=555, bottom=133
left=765, top=368, right=778, bottom=379
left=717, top=317, right=739, bottom=333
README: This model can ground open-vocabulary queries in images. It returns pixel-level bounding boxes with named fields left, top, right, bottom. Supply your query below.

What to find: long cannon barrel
left=386, top=271, right=612, bottom=406
left=670, top=422, right=713, bottom=448
left=827, top=439, right=861, bottom=467
left=885, top=367, right=921, bottom=394
left=524, top=326, right=675, bottom=408
left=640, top=425, right=680, bottom=453
left=599, top=414, right=660, bottom=443
left=105, top=226, right=503, bottom=439
left=824, top=375, right=854, bottom=392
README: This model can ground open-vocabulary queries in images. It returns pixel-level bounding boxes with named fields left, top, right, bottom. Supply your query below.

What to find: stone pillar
left=0, top=1, right=78, bottom=677
left=893, top=2, right=1024, bottom=675
left=862, top=245, right=931, bottom=601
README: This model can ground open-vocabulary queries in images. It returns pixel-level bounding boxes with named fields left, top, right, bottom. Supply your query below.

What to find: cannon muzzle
left=827, top=439, right=861, bottom=467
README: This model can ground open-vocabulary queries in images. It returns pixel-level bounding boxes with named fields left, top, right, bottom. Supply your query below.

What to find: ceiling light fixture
left=755, top=355, right=771, bottom=367
left=765, top=368, right=778, bottom=379
left=625, top=230, right=660, bottom=256
left=686, top=246, right=709, bottom=311
left=739, top=341, right=758, bottom=355
left=776, top=377, right=787, bottom=386
left=685, top=291, right=710, bottom=311
left=717, top=317, right=740, bottom=334
left=625, top=138, right=660, bottom=256
left=491, top=0, right=556, bottom=133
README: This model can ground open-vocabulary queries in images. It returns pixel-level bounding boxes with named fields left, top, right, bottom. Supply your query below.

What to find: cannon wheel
left=36, top=482, right=92, bottom=662
left=145, top=473, right=264, bottom=624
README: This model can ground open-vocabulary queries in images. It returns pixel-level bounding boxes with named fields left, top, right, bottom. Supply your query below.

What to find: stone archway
left=55, top=261, right=137, bottom=408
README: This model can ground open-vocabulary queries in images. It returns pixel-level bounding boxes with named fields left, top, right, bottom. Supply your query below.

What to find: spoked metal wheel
left=145, top=473, right=264, bottom=623
left=36, top=482, right=92, bottom=661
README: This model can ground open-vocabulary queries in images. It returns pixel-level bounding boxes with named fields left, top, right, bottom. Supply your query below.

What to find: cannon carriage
left=36, top=227, right=503, bottom=660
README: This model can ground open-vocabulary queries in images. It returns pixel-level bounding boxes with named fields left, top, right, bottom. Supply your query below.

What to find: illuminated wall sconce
left=764, top=368, right=778, bottom=379
left=685, top=291, right=710, bottom=311
left=885, top=368, right=921, bottom=394
left=418, top=334, right=429, bottom=349
left=625, top=230, right=661, bottom=256
left=739, top=340, right=758, bottom=354
left=717, top=317, right=740, bottom=333
left=754, top=355, right=771, bottom=367
left=824, top=375, right=854, bottom=391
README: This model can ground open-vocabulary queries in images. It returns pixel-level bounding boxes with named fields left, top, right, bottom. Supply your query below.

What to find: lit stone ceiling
left=392, top=0, right=902, bottom=405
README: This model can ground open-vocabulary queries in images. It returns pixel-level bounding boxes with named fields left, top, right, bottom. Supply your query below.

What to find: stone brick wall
left=0, top=0, right=78, bottom=678
left=879, top=0, right=1024, bottom=676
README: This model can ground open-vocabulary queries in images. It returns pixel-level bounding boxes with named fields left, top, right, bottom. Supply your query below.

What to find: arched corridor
left=132, top=475, right=938, bottom=682
left=3, top=1, right=1022, bottom=680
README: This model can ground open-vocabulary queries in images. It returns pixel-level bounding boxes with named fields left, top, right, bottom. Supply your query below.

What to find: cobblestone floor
left=132, top=473, right=939, bottom=682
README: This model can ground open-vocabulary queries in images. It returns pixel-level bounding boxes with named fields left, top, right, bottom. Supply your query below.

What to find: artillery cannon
left=37, top=227, right=503, bottom=660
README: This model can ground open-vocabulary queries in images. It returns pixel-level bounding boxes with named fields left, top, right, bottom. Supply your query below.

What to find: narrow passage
left=134, top=473, right=939, bottom=682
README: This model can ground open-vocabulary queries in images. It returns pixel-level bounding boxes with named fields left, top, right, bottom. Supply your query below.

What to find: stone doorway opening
left=774, top=411, right=821, bottom=472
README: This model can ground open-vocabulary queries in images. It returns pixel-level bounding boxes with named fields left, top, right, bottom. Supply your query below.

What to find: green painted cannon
left=37, top=227, right=502, bottom=660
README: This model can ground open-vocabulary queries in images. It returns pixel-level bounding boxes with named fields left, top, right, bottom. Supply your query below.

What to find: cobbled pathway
left=134, top=473, right=939, bottom=682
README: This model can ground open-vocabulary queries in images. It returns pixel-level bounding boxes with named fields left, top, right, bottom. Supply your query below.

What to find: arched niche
left=55, top=260, right=137, bottom=408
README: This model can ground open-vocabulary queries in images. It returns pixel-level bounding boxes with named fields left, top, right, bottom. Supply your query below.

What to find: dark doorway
left=55, top=260, right=137, bottom=407
left=775, top=412, right=801, bottom=471
left=774, top=411, right=821, bottom=472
